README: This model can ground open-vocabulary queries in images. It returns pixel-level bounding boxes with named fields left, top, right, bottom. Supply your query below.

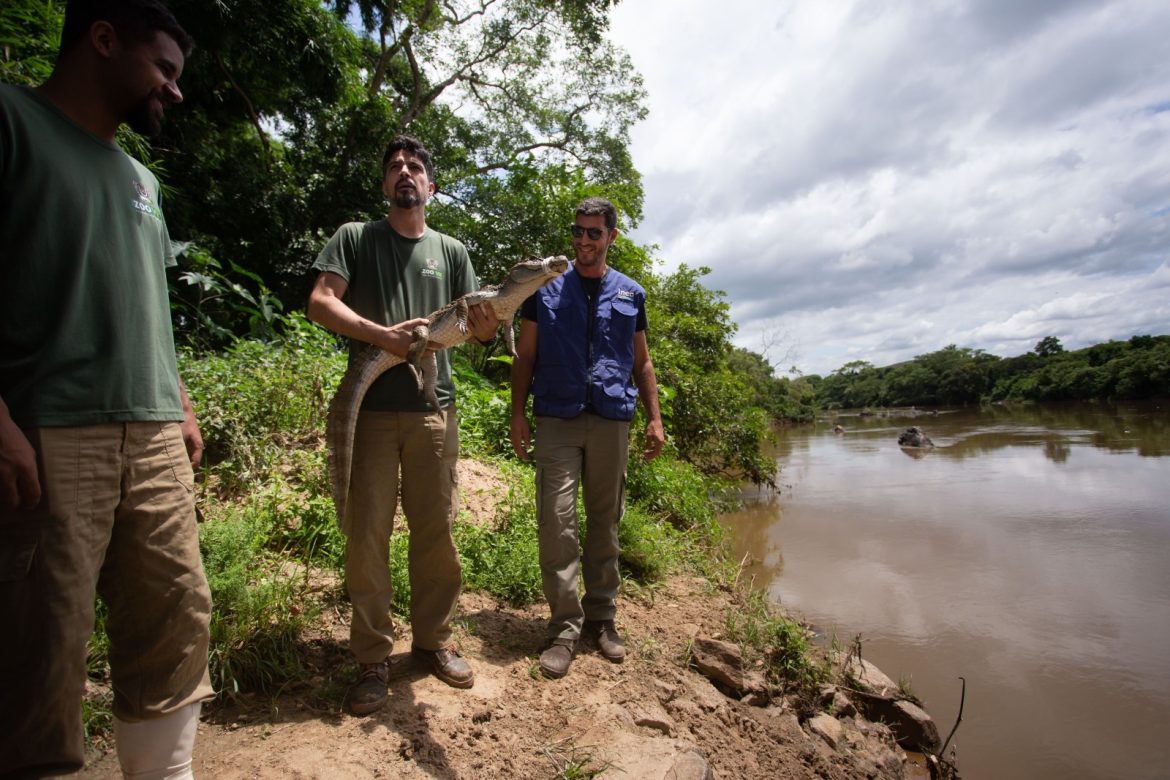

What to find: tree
left=152, top=0, right=647, bottom=306
left=645, top=265, right=776, bottom=485
left=0, top=0, right=62, bottom=86
left=1034, top=336, right=1065, bottom=358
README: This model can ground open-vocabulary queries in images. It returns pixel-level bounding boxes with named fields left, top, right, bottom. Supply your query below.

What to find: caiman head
left=505, top=255, right=570, bottom=286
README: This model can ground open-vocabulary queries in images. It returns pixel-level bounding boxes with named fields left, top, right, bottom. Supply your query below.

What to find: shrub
left=199, top=508, right=315, bottom=697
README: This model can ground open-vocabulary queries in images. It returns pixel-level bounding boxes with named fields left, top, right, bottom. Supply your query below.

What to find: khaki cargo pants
left=344, top=408, right=462, bottom=662
left=0, top=422, right=214, bottom=777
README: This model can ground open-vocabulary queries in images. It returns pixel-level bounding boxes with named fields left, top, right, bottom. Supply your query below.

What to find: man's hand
left=643, top=418, right=665, bottom=462
left=510, top=413, right=532, bottom=461
left=0, top=413, right=40, bottom=510
left=380, top=317, right=431, bottom=357
left=178, top=378, right=204, bottom=470
left=467, top=303, right=500, bottom=344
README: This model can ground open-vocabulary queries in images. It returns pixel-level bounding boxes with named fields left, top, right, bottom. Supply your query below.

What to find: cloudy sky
left=605, top=0, right=1170, bottom=377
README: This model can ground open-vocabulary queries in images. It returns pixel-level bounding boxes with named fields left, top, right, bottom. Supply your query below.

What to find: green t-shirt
left=312, top=219, right=479, bottom=411
left=0, top=85, right=182, bottom=427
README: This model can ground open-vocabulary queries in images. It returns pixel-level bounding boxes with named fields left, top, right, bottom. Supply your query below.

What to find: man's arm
left=177, top=377, right=203, bottom=469
left=508, top=318, right=539, bottom=460
left=306, top=271, right=427, bottom=357
left=632, top=330, right=665, bottom=462
left=0, top=396, right=40, bottom=510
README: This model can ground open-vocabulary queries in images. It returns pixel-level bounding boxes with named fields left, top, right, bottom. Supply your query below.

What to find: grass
left=723, top=588, right=830, bottom=699
left=542, top=738, right=614, bottom=779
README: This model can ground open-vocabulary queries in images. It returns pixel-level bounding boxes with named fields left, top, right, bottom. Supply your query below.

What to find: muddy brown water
left=720, top=401, right=1170, bottom=779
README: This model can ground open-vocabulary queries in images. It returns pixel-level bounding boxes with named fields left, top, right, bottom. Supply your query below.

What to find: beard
left=393, top=188, right=424, bottom=209
left=126, top=94, right=163, bottom=138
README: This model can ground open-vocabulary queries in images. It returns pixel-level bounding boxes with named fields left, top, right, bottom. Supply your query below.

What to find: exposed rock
left=630, top=699, right=677, bottom=736
left=831, top=690, right=858, bottom=718
left=678, top=669, right=732, bottom=712
left=890, top=699, right=942, bottom=753
left=846, top=656, right=899, bottom=697
left=665, top=746, right=715, bottom=780
left=590, top=732, right=712, bottom=780
left=897, top=426, right=934, bottom=447
left=807, top=713, right=844, bottom=748
left=690, top=636, right=758, bottom=695
left=690, top=637, right=743, bottom=686
left=848, top=689, right=942, bottom=753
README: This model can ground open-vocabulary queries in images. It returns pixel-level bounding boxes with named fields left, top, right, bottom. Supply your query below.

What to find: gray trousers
left=534, top=413, right=629, bottom=640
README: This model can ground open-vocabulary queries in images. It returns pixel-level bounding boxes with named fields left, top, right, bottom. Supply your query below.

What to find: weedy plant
left=723, top=589, right=828, bottom=697
left=199, top=505, right=316, bottom=698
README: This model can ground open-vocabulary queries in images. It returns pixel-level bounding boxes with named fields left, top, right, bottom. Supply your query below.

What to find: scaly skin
left=326, top=255, right=569, bottom=525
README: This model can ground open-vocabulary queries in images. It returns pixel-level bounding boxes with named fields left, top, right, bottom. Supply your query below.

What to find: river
left=719, top=401, right=1170, bottom=779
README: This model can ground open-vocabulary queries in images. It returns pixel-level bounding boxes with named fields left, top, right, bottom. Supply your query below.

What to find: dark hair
left=381, top=135, right=435, bottom=181
left=59, top=0, right=194, bottom=60
left=576, top=197, right=618, bottom=230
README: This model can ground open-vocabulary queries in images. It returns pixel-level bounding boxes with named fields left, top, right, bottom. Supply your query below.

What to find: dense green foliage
left=815, top=336, right=1170, bottom=409
left=152, top=0, right=648, bottom=308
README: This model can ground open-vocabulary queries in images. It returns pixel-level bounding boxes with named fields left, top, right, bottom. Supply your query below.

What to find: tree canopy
left=153, top=0, right=645, bottom=302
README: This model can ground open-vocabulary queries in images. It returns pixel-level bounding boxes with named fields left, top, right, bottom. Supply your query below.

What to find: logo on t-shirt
left=420, top=256, right=445, bottom=281
left=616, top=288, right=636, bottom=302
left=130, top=180, right=162, bottom=222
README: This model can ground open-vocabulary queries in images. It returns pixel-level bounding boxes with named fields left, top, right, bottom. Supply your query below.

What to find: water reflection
left=725, top=401, right=1170, bottom=780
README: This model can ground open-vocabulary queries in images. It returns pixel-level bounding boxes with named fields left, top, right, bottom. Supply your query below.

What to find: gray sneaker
left=539, top=638, right=576, bottom=679
left=584, top=619, right=626, bottom=663
left=345, top=660, right=389, bottom=716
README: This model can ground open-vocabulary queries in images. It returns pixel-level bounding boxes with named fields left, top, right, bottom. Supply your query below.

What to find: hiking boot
left=539, top=637, right=576, bottom=679
left=345, top=659, right=389, bottom=716
left=411, top=645, right=475, bottom=689
left=584, top=619, right=626, bottom=663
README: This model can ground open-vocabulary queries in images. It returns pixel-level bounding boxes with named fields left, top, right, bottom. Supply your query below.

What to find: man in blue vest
left=509, top=197, right=665, bottom=679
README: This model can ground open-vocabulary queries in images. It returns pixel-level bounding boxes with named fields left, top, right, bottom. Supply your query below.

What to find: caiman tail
left=325, top=346, right=408, bottom=529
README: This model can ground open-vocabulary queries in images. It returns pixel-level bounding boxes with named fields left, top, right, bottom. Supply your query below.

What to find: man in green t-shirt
left=0, top=1, right=213, bottom=777
left=307, top=135, right=498, bottom=715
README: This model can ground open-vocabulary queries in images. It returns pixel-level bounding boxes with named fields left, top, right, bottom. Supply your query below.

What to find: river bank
left=79, top=458, right=947, bottom=779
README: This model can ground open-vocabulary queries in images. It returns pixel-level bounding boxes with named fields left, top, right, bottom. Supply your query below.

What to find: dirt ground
left=79, top=460, right=933, bottom=779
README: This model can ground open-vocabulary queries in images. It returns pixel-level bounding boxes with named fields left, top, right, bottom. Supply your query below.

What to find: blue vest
left=531, top=267, right=644, bottom=421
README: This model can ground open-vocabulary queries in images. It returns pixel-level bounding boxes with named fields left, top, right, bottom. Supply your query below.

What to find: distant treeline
left=807, top=335, right=1170, bottom=409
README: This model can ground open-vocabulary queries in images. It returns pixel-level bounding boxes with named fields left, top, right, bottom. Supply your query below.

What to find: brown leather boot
left=345, top=659, right=390, bottom=715
left=411, top=645, right=475, bottom=689
left=539, top=637, right=576, bottom=679
left=584, top=619, right=626, bottom=663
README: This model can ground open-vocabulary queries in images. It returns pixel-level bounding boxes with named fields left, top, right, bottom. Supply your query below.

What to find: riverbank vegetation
left=814, top=335, right=1170, bottom=410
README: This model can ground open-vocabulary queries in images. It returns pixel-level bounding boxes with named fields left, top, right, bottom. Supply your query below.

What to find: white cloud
left=608, top=0, right=1170, bottom=376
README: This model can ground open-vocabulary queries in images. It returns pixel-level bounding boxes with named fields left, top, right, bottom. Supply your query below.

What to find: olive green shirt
left=0, top=85, right=182, bottom=427
left=312, top=220, right=478, bottom=410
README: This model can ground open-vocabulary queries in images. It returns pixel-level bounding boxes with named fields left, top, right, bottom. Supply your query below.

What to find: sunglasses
left=570, top=224, right=606, bottom=240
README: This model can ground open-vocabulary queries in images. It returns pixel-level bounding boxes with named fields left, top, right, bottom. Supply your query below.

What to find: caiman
left=326, top=255, right=569, bottom=525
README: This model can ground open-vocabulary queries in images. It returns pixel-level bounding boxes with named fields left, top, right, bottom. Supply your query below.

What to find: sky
left=605, top=0, right=1170, bottom=377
